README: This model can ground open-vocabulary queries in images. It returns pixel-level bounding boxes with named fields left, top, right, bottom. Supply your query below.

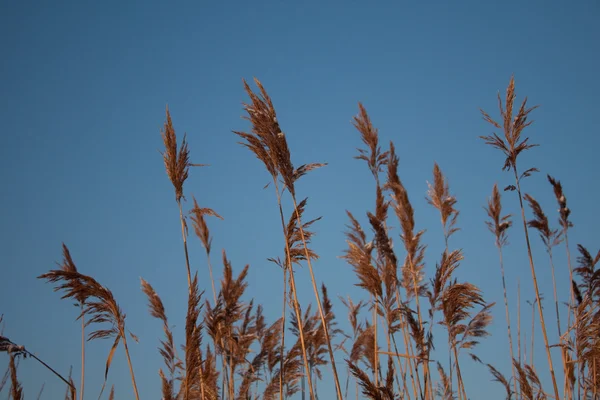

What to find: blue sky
left=1, top=1, right=598, bottom=398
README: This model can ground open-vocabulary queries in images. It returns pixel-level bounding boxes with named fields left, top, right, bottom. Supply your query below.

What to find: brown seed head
left=480, top=75, right=539, bottom=171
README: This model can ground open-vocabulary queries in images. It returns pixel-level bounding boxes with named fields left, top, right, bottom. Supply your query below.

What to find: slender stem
left=513, top=167, right=560, bottom=400
left=564, top=233, right=575, bottom=329
left=177, top=200, right=192, bottom=292
left=405, top=241, right=429, bottom=400
left=388, top=336, right=412, bottom=399
left=121, top=335, right=140, bottom=400
left=531, top=299, right=535, bottom=365
left=563, top=232, right=576, bottom=399
left=593, top=359, right=597, bottom=399
left=497, top=247, right=518, bottom=396
left=547, top=250, right=561, bottom=338
left=344, top=364, right=350, bottom=400
left=177, top=199, right=208, bottom=398
left=80, top=307, right=85, bottom=400
left=517, top=280, right=523, bottom=399
left=452, top=346, right=467, bottom=400
left=394, top=288, right=421, bottom=400
left=203, top=251, right=231, bottom=400
left=288, top=267, right=315, bottom=400
left=36, top=382, right=45, bottom=400
left=279, top=265, right=287, bottom=400
left=548, top=248, right=570, bottom=399
left=383, top=323, right=405, bottom=397
left=448, top=335, right=454, bottom=398
left=291, top=194, right=343, bottom=400
left=23, top=350, right=76, bottom=397
left=373, top=297, right=379, bottom=387
left=198, top=349, right=206, bottom=400
left=229, top=341, right=235, bottom=400
left=375, top=175, right=419, bottom=399
left=274, top=182, right=315, bottom=400
left=206, top=254, right=217, bottom=305
left=518, top=279, right=521, bottom=365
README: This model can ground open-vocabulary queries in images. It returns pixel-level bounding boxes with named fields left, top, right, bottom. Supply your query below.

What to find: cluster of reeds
left=2, top=75, right=598, bottom=400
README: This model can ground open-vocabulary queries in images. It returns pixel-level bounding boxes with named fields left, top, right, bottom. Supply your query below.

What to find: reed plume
left=547, top=175, right=578, bottom=398
left=426, top=162, right=460, bottom=398
left=140, top=278, right=182, bottom=400
left=234, top=77, right=340, bottom=400
left=190, top=196, right=223, bottom=303
left=573, top=245, right=600, bottom=398
left=434, top=361, right=454, bottom=400
left=426, top=163, right=459, bottom=248
left=160, top=106, right=207, bottom=292
left=55, top=244, right=87, bottom=400
left=480, top=75, right=560, bottom=399
left=525, top=194, right=563, bottom=337
left=484, top=184, right=517, bottom=395
left=38, top=258, right=139, bottom=399
left=351, top=104, right=425, bottom=398
left=437, top=272, right=494, bottom=399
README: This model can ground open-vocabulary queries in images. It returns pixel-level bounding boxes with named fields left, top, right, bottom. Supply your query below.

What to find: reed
left=7, top=74, right=597, bottom=400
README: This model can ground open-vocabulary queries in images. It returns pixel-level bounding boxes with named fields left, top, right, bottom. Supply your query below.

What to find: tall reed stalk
left=38, top=264, right=139, bottom=399
left=233, top=77, right=319, bottom=400
left=480, top=75, right=560, bottom=400
left=484, top=183, right=518, bottom=396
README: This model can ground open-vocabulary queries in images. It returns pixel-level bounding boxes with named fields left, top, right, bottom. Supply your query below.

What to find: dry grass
left=0, top=75, right=596, bottom=400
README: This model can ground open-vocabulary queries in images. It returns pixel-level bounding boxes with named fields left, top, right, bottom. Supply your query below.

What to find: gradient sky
left=1, top=1, right=599, bottom=399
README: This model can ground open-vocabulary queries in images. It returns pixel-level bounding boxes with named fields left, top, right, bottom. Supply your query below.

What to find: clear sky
left=1, top=1, right=598, bottom=399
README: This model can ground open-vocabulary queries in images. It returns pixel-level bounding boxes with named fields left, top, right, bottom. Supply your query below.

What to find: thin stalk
left=593, top=359, right=597, bottom=400
left=448, top=335, right=454, bottom=399
left=395, top=288, right=421, bottom=400
left=204, top=251, right=231, bottom=400
left=383, top=324, right=407, bottom=397
left=547, top=247, right=569, bottom=399
left=290, top=194, right=343, bottom=400
left=518, top=280, right=521, bottom=366
left=288, top=268, right=315, bottom=400
left=547, top=250, right=561, bottom=337
left=407, top=255, right=429, bottom=400
left=198, top=350, right=206, bottom=400
left=344, top=365, right=350, bottom=400
left=427, top=224, right=450, bottom=400
left=497, top=247, right=518, bottom=396
left=36, top=382, right=45, bottom=400
left=25, top=351, right=76, bottom=398
left=80, top=308, right=85, bottom=400
left=452, top=346, right=467, bottom=400
left=177, top=199, right=208, bottom=398
left=206, top=254, right=218, bottom=306
left=563, top=233, right=577, bottom=399
left=177, top=200, right=192, bottom=292
left=564, top=233, right=575, bottom=329
left=376, top=173, right=419, bottom=399
left=274, top=182, right=315, bottom=400
left=229, top=341, right=235, bottom=400
left=390, top=336, right=413, bottom=400
left=513, top=167, right=560, bottom=400
left=373, top=298, right=379, bottom=387
left=280, top=265, right=287, bottom=400
left=394, top=288, right=421, bottom=400
left=518, top=284, right=523, bottom=400
left=530, top=299, right=536, bottom=365
left=121, top=336, right=140, bottom=400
